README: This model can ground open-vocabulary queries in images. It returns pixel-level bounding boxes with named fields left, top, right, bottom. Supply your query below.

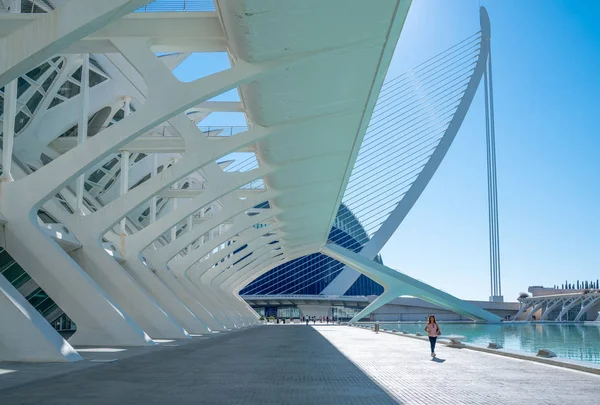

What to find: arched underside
left=0, top=0, right=414, bottom=361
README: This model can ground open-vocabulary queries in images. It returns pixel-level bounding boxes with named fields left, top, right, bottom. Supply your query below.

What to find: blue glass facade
left=240, top=204, right=384, bottom=296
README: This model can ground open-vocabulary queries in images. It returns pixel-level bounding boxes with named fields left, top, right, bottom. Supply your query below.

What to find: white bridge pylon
left=322, top=7, right=495, bottom=298
left=0, top=0, right=412, bottom=361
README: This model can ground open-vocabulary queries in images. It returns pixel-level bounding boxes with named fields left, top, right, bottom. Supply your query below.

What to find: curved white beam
left=321, top=243, right=501, bottom=323
left=0, top=0, right=152, bottom=87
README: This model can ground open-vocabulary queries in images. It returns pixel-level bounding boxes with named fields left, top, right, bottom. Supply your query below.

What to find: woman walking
left=425, top=315, right=441, bottom=357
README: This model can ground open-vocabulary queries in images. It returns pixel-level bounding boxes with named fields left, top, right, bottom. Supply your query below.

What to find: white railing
left=136, top=0, right=215, bottom=12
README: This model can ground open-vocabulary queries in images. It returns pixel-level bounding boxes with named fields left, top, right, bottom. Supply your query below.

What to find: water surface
left=368, top=322, right=600, bottom=364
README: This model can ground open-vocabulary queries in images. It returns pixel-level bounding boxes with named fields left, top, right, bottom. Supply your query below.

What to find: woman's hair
left=427, top=315, right=437, bottom=324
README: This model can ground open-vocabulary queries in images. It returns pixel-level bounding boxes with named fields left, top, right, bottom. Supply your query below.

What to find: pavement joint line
left=349, top=324, right=600, bottom=376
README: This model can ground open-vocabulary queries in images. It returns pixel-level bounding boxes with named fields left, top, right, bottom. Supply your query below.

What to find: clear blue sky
left=380, top=0, right=600, bottom=301
left=173, top=0, right=600, bottom=302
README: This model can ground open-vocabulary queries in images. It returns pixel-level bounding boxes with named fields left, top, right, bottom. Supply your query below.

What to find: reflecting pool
left=366, top=322, right=600, bottom=364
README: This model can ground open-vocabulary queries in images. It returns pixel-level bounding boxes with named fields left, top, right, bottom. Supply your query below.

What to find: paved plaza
left=0, top=325, right=598, bottom=404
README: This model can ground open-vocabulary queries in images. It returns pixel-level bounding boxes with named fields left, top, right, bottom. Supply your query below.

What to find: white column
left=187, top=215, right=193, bottom=254
left=150, top=153, right=158, bottom=223
left=119, top=97, right=131, bottom=234
left=0, top=0, right=21, bottom=183
left=0, top=267, right=82, bottom=362
left=76, top=54, right=90, bottom=214
left=119, top=151, right=130, bottom=233
left=170, top=181, right=178, bottom=241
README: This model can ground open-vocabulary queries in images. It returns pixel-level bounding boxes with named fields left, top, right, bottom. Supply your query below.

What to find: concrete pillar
left=119, top=260, right=211, bottom=334
left=0, top=0, right=20, bottom=182
left=0, top=216, right=154, bottom=347
left=67, top=238, right=190, bottom=339
left=153, top=268, right=224, bottom=331
left=0, top=269, right=82, bottom=362
left=187, top=215, right=193, bottom=254
left=76, top=54, right=90, bottom=214
left=119, top=148, right=130, bottom=235
left=170, top=181, right=178, bottom=241
left=150, top=154, right=158, bottom=224
left=119, top=98, right=131, bottom=234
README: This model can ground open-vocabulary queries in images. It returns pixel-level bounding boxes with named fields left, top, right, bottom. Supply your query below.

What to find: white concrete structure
left=242, top=294, right=518, bottom=321
left=513, top=291, right=600, bottom=322
left=0, top=1, right=502, bottom=362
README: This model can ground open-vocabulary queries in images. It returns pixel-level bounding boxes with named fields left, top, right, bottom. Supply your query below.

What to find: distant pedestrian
left=312, top=317, right=316, bottom=325
left=424, top=315, right=441, bottom=357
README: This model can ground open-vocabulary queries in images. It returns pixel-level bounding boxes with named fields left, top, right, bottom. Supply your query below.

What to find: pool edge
left=351, top=325, right=600, bottom=376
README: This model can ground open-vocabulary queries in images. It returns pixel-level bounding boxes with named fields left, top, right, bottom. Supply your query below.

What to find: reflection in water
left=379, top=323, right=600, bottom=364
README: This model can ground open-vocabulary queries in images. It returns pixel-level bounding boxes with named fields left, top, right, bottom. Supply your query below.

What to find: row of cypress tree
left=553, top=280, right=600, bottom=290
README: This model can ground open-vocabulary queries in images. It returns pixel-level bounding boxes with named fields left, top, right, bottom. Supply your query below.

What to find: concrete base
left=0, top=275, right=82, bottom=362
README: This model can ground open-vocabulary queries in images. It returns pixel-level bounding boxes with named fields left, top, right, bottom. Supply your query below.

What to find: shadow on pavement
left=0, top=325, right=400, bottom=405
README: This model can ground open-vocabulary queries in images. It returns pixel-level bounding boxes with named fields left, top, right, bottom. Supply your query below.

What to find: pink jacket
left=425, top=323, right=440, bottom=337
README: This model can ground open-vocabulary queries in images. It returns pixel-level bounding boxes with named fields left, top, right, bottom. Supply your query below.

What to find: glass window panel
left=17, top=77, right=31, bottom=98
left=57, top=80, right=80, bottom=99
left=0, top=249, right=14, bottom=269
left=103, top=177, right=115, bottom=192
left=89, top=70, right=107, bottom=87
left=49, top=97, right=63, bottom=109
left=59, top=125, right=78, bottom=138
left=71, top=66, right=82, bottom=82
left=55, top=194, right=74, bottom=214
left=26, top=62, right=50, bottom=82
left=37, top=210, right=57, bottom=224
left=88, top=169, right=106, bottom=184
left=26, top=91, right=43, bottom=114
left=42, top=70, right=58, bottom=93
left=1, top=262, right=24, bottom=284
left=39, top=301, right=58, bottom=317
left=90, top=57, right=107, bottom=75
left=15, top=111, right=30, bottom=133
left=113, top=109, right=125, bottom=122
left=103, top=157, right=119, bottom=171
left=28, top=290, right=50, bottom=308
left=9, top=268, right=31, bottom=290
left=40, top=153, right=53, bottom=165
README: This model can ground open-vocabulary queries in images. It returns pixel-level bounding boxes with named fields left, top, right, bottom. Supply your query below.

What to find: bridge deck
left=0, top=325, right=598, bottom=404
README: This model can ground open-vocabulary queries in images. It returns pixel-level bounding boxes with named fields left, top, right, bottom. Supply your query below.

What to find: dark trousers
left=428, top=336, right=437, bottom=353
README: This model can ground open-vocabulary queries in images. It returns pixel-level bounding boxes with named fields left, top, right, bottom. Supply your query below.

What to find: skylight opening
left=171, top=53, right=231, bottom=83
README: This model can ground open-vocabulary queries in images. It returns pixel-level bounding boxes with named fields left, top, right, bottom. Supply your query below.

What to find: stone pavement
left=314, top=325, right=600, bottom=404
left=0, top=325, right=598, bottom=404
